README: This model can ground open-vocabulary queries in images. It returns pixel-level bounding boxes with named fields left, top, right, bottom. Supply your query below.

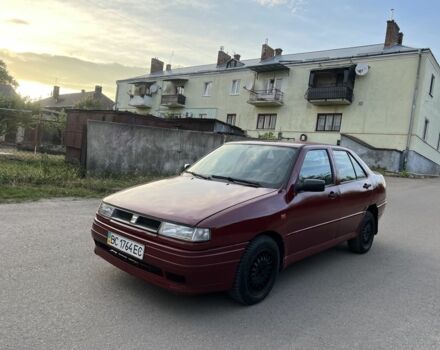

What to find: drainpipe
left=403, top=49, right=422, bottom=171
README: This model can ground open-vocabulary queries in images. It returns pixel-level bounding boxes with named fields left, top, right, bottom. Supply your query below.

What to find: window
left=266, top=78, right=283, bottom=93
left=226, top=114, right=236, bottom=125
left=199, top=113, right=207, bottom=119
left=349, top=154, right=367, bottom=179
left=257, top=114, right=277, bottom=129
left=203, top=82, right=212, bottom=96
left=299, top=150, right=333, bottom=185
left=423, top=118, right=429, bottom=140
left=333, top=150, right=357, bottom=182
left=230, top=80, right=240, bottom=95
left=429, top=74, right=435, bottom=97
left=316, top=114, right=342, bottom=132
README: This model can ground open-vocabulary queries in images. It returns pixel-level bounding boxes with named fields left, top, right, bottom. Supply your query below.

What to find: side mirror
left=296, top=179, right=325, bottom=192
left=183, top=163, right=191, bottom=170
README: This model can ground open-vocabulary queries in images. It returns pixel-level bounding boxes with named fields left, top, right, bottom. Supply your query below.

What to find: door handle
left=363, top=183, right=372, bottom=189
left=328, top=191, right=338, bottom=199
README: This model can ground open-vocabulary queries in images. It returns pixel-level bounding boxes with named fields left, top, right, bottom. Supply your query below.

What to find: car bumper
left=91, top=217, right=246, bottom=295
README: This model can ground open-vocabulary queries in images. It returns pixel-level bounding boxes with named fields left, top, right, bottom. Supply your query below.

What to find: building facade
left=115, top=20, right=440, bottom=174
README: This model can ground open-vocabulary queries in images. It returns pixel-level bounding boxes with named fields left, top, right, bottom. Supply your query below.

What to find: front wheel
left=229, top=235, right=280, bottom=305
left=348, top=211, right=376, bottom=254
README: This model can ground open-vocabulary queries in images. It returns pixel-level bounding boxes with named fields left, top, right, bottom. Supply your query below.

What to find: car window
left=349, top=154, right=367, bottom=179
left=333, top=150, right=356, bottom=182
left=299, top=150, right=333, bottom=185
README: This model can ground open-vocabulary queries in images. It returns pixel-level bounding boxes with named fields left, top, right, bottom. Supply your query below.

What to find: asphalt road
left=1, top=177, right=440, bottom=350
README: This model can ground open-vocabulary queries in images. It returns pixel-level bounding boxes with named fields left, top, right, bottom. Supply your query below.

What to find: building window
left=266, top=78, right=283, bottom=93
left=423, top=118, right=429, bottom=140
left=203, top=82, right=212, bottom=96
left=316, top=114, right=342, bottom=132
left=429, top=74, right=435, bottom=97
left=257, top=114, right=277, bottom=130
left=230, top=80, right=240, bottom=95
left=226, top=114, right=236, bottom=125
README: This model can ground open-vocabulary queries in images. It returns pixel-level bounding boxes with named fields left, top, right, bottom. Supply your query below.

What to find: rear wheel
left=229, top=235, right=280, bottom=305
left=348, top=211, right=376, bottom=254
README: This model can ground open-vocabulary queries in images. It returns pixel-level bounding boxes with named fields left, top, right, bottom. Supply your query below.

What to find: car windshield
left=186, top=144, right=298, bottom=189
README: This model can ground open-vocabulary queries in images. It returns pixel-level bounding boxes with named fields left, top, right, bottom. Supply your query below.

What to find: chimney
left=150, top=58, right=164, bottom=74
left=233, top=53, right=241, bottom=61
left=261, top=43, right=275, bottom=61
left=166, top=64, right=172, bottom=71
left=52, top=86, right=60, bottom=99
left=384, top=20, right=403, bottom=48
left=275, top=48, right=283, bottom=56
left=81, top=89, right=85, bottom=93
left=94, top=85, right=102, bottom=95
left=217, top=47, right=231, bottom=66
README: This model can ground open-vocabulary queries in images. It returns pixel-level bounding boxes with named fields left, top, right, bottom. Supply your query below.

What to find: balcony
left=306, top=86, right=353, bottom=105
left=247, top=89, right=284, bottom=106
left=161, top=94, right=186, bottom=108
left=128, top=95, right=153, bottom=108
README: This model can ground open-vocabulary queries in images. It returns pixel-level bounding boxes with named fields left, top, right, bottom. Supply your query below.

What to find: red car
left=91, top=142, right=386, bottom=305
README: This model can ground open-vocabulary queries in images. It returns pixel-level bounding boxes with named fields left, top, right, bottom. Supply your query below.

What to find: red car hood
left=104, top=175, right=276, bottom=226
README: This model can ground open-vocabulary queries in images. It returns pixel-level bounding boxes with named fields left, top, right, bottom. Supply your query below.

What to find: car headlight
left=98, top=202, right=115, bottom=218
left=158, top=222, right=211, bottom=242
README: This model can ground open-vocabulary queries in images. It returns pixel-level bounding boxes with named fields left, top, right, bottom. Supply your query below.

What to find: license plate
left=107, top=232, right=144, bottom=260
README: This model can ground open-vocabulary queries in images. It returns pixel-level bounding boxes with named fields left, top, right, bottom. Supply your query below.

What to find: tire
left=229, top=235, right=280, bottom=305
left=348, top=211, right=376, bottom=254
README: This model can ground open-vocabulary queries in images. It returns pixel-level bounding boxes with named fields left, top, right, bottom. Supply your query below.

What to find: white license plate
left=107, top=232, right=144, bottom=260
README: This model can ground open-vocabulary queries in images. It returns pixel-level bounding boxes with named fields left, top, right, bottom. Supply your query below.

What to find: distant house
left=0, top=84, right=18, bottom=99
left=38, top=85, right=114, bottom=110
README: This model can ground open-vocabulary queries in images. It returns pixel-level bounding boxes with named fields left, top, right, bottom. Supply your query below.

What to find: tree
left=0, top=60, right=18, bottom=88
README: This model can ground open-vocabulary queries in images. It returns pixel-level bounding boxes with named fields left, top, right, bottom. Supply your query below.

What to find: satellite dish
left=355, top=63, right=369, bottom=76
left=149, top=84, right=158, bottom=94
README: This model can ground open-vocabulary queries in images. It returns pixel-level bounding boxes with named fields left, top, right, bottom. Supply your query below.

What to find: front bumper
left=91, top=217, right=246, bottom=295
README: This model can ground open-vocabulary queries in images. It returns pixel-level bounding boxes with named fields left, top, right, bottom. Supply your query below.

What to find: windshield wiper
left=184, top=171, right=211, bottom=180
left=211, top=175, right=262, bottom=187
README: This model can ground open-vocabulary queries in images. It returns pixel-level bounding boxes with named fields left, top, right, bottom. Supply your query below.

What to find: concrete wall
left=406, top=150, right=440, bottom=175
left=340, top=134, right=402, bottom=172
left=87, top=120, right=247, bottom=175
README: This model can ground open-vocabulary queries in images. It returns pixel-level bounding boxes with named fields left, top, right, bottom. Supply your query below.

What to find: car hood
left=104, top=175, right=277, bottom=226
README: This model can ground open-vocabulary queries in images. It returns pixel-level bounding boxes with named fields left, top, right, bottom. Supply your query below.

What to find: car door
left=332, top=149, right=373, bottom=238
left=285, top=149, right=342, bottom=255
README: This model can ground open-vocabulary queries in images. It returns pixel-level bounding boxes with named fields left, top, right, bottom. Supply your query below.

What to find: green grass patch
left=0, top=151, right=161, bottom=203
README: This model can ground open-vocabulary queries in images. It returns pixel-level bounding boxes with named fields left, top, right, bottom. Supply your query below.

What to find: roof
left=38, top=91, right=114, bottom=110
left=0, top=84, right=18, bottom=99
left=118, top=44, right=424, bottom=83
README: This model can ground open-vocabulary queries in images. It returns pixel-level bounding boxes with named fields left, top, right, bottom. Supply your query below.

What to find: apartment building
left=115, top=20, right=440, bottom=174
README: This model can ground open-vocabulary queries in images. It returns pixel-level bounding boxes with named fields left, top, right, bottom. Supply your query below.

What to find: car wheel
left=229, top=235, right=280, bottom=305
left=348, top=211, right=376, bottom=254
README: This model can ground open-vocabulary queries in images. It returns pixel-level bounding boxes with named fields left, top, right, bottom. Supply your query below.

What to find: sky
left=1, top=0, right=439, bottom=100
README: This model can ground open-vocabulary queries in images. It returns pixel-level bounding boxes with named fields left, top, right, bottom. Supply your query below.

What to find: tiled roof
left=38, top=91, right=114, bottom=109
left=119, top=44, right=423, bottom=83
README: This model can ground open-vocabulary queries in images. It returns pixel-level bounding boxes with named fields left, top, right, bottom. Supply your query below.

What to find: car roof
left=225, top=140, right=351, bottom=151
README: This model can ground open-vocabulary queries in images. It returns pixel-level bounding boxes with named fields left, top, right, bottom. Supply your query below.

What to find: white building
left=115, top=20, right=440, bottom=175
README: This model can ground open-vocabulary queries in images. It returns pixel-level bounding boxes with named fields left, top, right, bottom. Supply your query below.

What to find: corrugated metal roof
left=38, top=91, right=114, bottom=109
left=118, top=44, right=422, bottom=83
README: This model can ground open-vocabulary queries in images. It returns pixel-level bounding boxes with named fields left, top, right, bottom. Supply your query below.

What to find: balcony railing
left=160, top=93, right=186, bottom=107
left=306, top=86, right=353, bottom=105
left=128, top=95, right=153, bottom=108
left=247, top=89, right=284, bottom=106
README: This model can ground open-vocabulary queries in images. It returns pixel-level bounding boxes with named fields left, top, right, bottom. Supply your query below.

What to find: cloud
left=255, top=0, right=307, bottom=13
left=5, top=18, right=30, bottom=25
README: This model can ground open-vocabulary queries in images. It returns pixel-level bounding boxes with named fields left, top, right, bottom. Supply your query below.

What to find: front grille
left=111, top=208, right=161, bottom=233
left=95, top=240, right=162, bottom=276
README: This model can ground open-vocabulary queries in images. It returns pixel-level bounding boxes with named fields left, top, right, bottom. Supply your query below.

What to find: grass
left=0, top=150, right=160, bottom=203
